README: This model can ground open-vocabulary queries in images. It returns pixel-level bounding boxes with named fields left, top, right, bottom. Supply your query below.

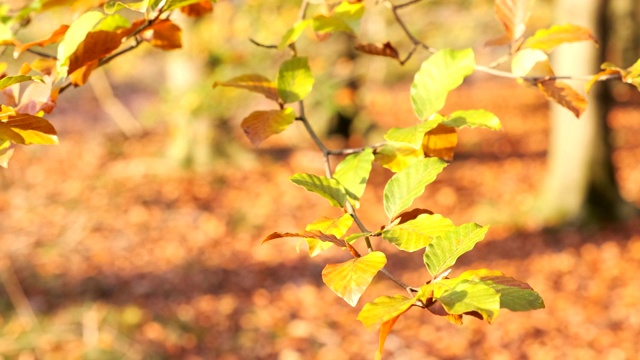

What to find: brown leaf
left=391, top=208, right=434, bottom=226
left=68, top=30, right=123, bottom=75
left=261, top=230, right=344, bottom=246
left=422, top=123, right=458, bottom=161
left=13, top=25, right=69, bottom=58
left=494, top=0, right=534, bottom=43
left=354, top=41, right=399, bottom=60
left=426, top=301, right=464, bottom=325
left=180, top=0, right=213, bottom=17
left=142, top=19, right=182, bottom=50
left=537, top=80, right=587, bottom=117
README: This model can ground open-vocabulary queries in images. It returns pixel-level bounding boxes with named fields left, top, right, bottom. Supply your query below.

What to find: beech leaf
left=376, top=316, right=401, bottom=360
left=424, top=223, right=489, bottom=278
left=537, top=80, right=587, bottom=117
left=57, top=11, right=105, bottom=77
left=383, top=157, right=447, bottom=219
left=290, top=173, right=347, bottom=208
left=304, top=214, right=353, bottom=256
left=333, top=148, right=374, bottom=207
left=0, top=75, right=43, bottom=91
left=494, top=0, right=534, bottom=42
left=0, top=107, right=58, bottom=145
left=443, top=109, right=502, bottom=130
left=384, top=121, right=441, bottom=148
left=374, top=143, right=424, bottom=173
left=434, top=279, right=501, bottom=323
left=354, top=42, right=399, bottom=61
left=522, top=23, right=598, bottom=53
left=213, top=74, right=279, bottom=102
left=411, top=48, right=475, bottom=120
left=240, top=108, right=295, bottom=146
left=322, top=251, right=387, bottom=306
left=279, top=19, right=311, bottom=49
left=456, top=269, right=545, bottom=311
left=277, top=57, right=314, bottom=103
left=422, top=124, right=457, bottom=161
left=68, top=30, right=123, bottom=75
left=382, top=213, right=455, bottom=252
left=142, top=19, right=182, bottom=50
left=357, top=295, right=414, bottom=330
left=13, top=25, right=69, bottom=58
left=511, top=48, right=554, bottom=78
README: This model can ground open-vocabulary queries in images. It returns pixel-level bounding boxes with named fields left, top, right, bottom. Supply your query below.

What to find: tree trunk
left=535, top=0, right=637, bottom=225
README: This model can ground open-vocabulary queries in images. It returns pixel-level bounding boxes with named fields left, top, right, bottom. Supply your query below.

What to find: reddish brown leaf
left=68, top=30, right=123, bottom=74
left=142, top=19, right=182, bottom=50
left=354, top=41, right=399, bottom=60
left=537, top=80, right=587, bottom=117
left=13, top=25, right=69, bottom=58
left=390, top=208, right=434, bottom=226
left=262, top=231, right=309, bottom=244
left=261, top=230, right=344, bottom=246
left=426, top=301, right=464, bottom=325
left=494, top=0, right=534, bottom=43
left=422, top=123, right=458, bottom=161
left=180, top=0, right=213, bottom=17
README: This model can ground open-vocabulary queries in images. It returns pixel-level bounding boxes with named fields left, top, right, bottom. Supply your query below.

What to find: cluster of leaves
left=0, top=0, right=216, bottom=167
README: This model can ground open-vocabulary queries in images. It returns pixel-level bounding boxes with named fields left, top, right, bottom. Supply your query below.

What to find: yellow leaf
left=521, top=23, right=598, bottom=53
left=511, top=49, right=554, bottom=78
left=214, top=74, right=280, bottom=102
left=585, top=68, right=621, bottom=94
left=494, top=0, right=534, bottom=43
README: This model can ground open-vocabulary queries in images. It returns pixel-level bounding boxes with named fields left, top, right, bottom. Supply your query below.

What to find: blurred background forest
left=2, top=0, right=640, bottom=358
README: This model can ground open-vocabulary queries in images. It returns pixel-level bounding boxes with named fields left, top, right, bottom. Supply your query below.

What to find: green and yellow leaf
left=383, top=157, right=447, bottom=219
left=456, top=269, right=545, bottom=311
left=0, top=106, right=58, bottom=145
left=443, top=109, right=502, bottom=130
left=333, top=148, right=374, bottom=208
left=521, top=23, right=598, bottom=53
left=357, top=295, right=414, bottom=330
left=277, top=57, right=314, bottom=103
left=382, top=213, right=455, bottom=252
left=279, top=19, right=312, bottom=49
left=433, top=278, right=500, bottom=323
left=423, top=223, right=489, bottom=278
left=322, top=251, right=387, bottom=306
left=290, top=173, right=347, bottom=208
left=304, top=214, right=353, bottom=256
left=411, top=48, right=475, bottom=120
left=213, top=74, right=279, bottom=102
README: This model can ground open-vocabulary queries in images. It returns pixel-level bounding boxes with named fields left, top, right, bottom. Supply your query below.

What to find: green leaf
left=343, top=232, right=372, bottom=243
left=381, top=213, right=455, bottom=252
left=383, top=157, right=447, bottom=219
left=434, top=279, right=500, bottom=323
left=312, top=15, right=353, bottom=35
left=279, top=19, right=311, bottom=49
left=291, top=173, right=347, bottom=208
left=304, top=214, right=354, bottom=256
left=410, top=48, right=475, bottom=121
left=357, top=295, right=414, bottom=330
left=94, top=13, right=131, bottom=32
left=0, top=75, right=43, bottom=91
left=333, top=148, right=374, bottom=208
left=456, top=269, right=545, bottom=312
left=104, top=0, right=149, bottom=13
left=443, top=109, right=502, bottom=130
left=521, top=23, right=597, bottom=53
left=423, top=223, right=489, bottom=278
left=277, top=57, right=314, bottom=103
left=57, top=11, right=105, bottom=78
left=214, top=74, right=280, bottom=102
left=322, top=251, right=387, bottom=306
left=240, top=108, right=295, bottom=146
left=334, top=0, right=364, bottom=29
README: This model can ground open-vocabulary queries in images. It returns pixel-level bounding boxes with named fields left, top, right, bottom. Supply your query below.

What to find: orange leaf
left=521, top=24, right=598, bottom=53
left=585, top=68, right=621, bottom=94
left=69, top=60, right=99, bottom=86
left=180, top=0, right=214, bottom=17
left=13, top=25, right=69, bottom=58
left=422, top=123, right=457, bottom=161
left=354, top=41, right=399, bottom=60
left=375, top=316, right=401, bottom=360
left=68, top=30, right=123, bottom=74
left=142, top=19, right=182, bottom=50
left=494, top=0, right=534, bottom=43
left=241, top=108, right=296, bottom=146
left=29, top=59, right=58, bottom=76
left=537, top=80, right=587, bottom=117
left=261, top=230, right=344, bottom=246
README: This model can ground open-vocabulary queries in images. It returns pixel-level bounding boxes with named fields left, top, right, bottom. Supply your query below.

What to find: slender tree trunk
left=536, top=0, right=637, bottom=225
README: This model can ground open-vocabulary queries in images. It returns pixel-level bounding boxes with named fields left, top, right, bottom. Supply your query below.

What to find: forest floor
left=1, top=78, right=640, bottom=359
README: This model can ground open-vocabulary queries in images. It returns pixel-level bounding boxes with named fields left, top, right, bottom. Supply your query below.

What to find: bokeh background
left=2, top=0, right=640, bottom=359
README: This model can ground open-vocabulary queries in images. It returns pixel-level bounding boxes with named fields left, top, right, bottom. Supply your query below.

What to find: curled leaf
left=354, top=41, right=399, bottom=60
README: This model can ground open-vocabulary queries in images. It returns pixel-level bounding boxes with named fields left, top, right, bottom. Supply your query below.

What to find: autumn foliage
left=3, top=0, right=640, bottom=358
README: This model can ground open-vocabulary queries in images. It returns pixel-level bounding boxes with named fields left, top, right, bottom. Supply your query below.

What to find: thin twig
left=249, top=38, right=278, bottom=49
left=25, top=48, right=57, bottom=59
